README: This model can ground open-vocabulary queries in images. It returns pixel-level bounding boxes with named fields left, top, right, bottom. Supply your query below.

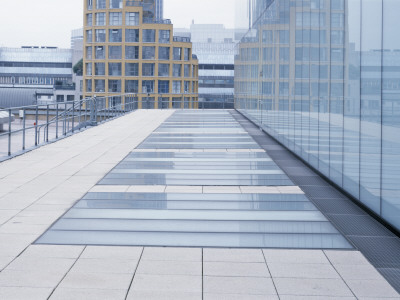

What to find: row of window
left=252, top=29, right=345, bottom=47
left=87, top=0, right=123, bottom=10
left=86, top=62, right=195, bottom=78
left=86, top=79, right=196, bottom=94
left=0, top=62, right=72, bottom=68
left=87, top=28, right=171, bottom=44
left=236, top=81, right=344, bottom=97
left=0, top=76, right=70, bottom=85
left=236, top=63, right=344, bottom=80
left=87, top=12, right=146, bottom=27
left=240, top=44, right=344, bottom=62
left=86, top=45, right=191, bottom=61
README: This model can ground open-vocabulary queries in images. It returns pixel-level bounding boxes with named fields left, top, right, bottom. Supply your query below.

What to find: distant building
left=0, top=47, right=73, bottom=89
left=174, top=24, right=246, bottom=107
left=83, top=0, right=198, bottom=109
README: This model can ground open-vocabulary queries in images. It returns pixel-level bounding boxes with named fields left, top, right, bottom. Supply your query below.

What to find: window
left=87, top=0, right=92, bottom=10
left=331, top=30, right=344, bottom=45
left=96, top=0, right=106, bottom=9
left=331, top=13, right=344, bottom=28
left=142, top=80, right=154, bottom=93
left=184, top=81, right=190, bottom=93
left=172, top=97, right=182, bottom=108
left=86, top=46, right=92, bottom=59
left=108, top=80, right=121, bottom=93
left=172, top=81, right=181, bottom=93
left=125, top=80, right=138, bottom=93
left=109, top=29, right=122, bottom=42
left=142, top=46, right=155, bottom=59
left=67, top=95, right=74, bottom=101
left=126, top=12, right=139, bottom=26
left=331, top=0, right=344, bottom=10
left=142, top=63, right=155, bottom=76
left=143, top=29, right=155, bottom=42
left=331, top=48, right=344, bottom=62
left=159, top=47, right=170, bottom=60
left=184, top=65, right=190, bottom=77
left=96, top=13, right=106, bottom=26
left=86, top=30, right=92, bottom=42
left=158, top=64, right=169, bottom=77
left=95, top=46, right=105, bottom=59
left=56, top=95, right=64, bottom=102
left=279, top=65, right=289, bottom=79
left=86, top=79, right=92, bottom=92
left=87, top=14, right=92, bottom=26
left=279, top=30, right=289, bottom=44
left=279, top=82, right=289, bottom=96
left=95, top=29, right=106, bottom=42
left=108, top=63, right=121, bottom=76
left=95, top=63, right=105, bottom=75
left=263, top=30, right=273, bottom=43
left=86, top=63, right=92, bottom=75
left=109, top=0, right=122, bottom=9
left=108, top=46, right=122, bottom=59
left=184, top=48, right=190, bottom=61
left=173, top=64, right=181, bottom=77
left=125, top=46, right=139, bottom=59
left=173, top=47, right=182, bottom=60
left=109, top=12, right=122, bottom=25
left=159, top=30, right=170, bottom=43
left=280, top=48, right=289, bottom=62
left=125, top=29, right=139, bottom=42
left=95, top=79, right=105, bottom=92
left=125, top=63, right=139, bottom=76
left=158, top=80, right=169, bottom=93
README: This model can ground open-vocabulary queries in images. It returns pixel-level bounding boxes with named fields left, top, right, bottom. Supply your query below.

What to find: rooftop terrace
left=0, top=109, right=398, bottom=299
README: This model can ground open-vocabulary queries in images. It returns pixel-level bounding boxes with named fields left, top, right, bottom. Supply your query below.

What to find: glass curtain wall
left=235, top=0, right=400, bottom=231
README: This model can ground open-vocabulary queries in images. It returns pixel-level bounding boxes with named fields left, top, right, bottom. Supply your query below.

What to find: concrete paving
left=0, top=110, right=398, bottom=299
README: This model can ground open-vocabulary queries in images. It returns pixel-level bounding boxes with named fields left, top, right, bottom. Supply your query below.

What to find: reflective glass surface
left=235, top=0, right=400, bottom=232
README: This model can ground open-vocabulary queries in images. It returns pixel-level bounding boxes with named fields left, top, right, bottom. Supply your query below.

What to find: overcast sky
left=0, top=0, right=235, bottom=49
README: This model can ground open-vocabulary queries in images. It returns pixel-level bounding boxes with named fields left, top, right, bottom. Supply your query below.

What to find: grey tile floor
left=0, top=110, right=398, bottom=299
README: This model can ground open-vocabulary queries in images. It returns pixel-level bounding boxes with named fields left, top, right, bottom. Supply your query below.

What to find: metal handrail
left=0, top=93, right=233, bottom=161
left=36, top=98, right=92, bottom=144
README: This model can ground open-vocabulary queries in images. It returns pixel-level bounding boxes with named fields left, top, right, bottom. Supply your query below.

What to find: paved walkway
left=0, top=110, right=398, bottom=299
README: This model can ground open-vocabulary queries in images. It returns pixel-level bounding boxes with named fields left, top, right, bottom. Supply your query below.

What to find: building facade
left=83, top=0, right=198, bottom=109
left=0, top=47, right=73, bottom=88
left=175, top=24, right=247, bottom=108
left=235, top=0, right=400, bottom=232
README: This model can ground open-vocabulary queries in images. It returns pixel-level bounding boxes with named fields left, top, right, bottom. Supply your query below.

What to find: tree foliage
left=73, top=59, right=83, bottom=76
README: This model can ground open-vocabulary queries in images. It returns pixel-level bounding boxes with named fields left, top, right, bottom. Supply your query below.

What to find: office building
left=235, top=0, right=400, bottom=232
left=0, top=47, right=75, bottom=107
left=83, top=0, right=198, bottom=109
left=0, top=47, right=73, bottom=89
left=175, top=24, right=246, bottom=108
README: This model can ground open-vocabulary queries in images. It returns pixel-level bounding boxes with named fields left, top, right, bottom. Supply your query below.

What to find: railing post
left=56, top=103, right=59, bottom=139
left=63, top=102, right=67, bottom=136
left=22, top=108, right=26, bottom=151
left=35, top=106, right=38, bottom=146
left=46, top=105, right=49, bottom=143
left=79, top=100, right=82, bottom=131
left=8, top=109, right=11, bottom=156
left=90, top=96, right=98, bottom=126
left=72, top=101, right=75, bottom=133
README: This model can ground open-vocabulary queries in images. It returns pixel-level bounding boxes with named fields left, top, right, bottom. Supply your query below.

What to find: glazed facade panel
left=235, top=0, right=400, bottom=231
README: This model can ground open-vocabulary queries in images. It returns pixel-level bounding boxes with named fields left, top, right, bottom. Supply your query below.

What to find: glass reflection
left=235, top=0, right=400, bottom=231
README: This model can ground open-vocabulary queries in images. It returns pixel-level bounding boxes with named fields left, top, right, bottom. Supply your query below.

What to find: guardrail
left=0, top=94, right=234, bottom=161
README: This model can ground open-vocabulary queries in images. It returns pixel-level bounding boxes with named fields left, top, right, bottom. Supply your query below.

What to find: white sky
left=0, top=0, right=235, bottom=49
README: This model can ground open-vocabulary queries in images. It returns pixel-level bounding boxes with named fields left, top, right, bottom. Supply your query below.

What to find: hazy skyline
left=0, top=0, right=236, bottom=49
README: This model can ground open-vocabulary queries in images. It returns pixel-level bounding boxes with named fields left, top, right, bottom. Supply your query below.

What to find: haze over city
left=0, top=0, right=240, bottom=49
